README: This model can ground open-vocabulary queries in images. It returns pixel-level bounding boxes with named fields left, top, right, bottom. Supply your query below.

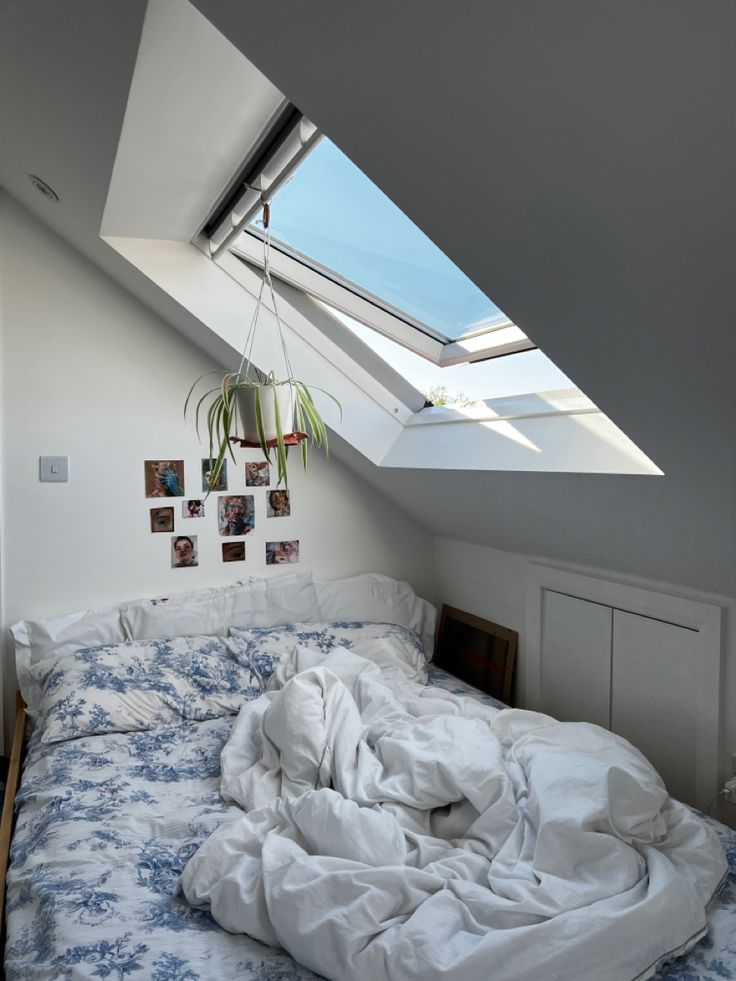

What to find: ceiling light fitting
left=28, top=175, right=59, bottom=202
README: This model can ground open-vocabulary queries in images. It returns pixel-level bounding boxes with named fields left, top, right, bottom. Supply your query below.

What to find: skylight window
left=246, top=139, right=507, bottom=342
left=106, top=12, right=663, bottom=479
left=329, top=308, right=575, bottom=403
left=216, top=114, right=534, bottom=367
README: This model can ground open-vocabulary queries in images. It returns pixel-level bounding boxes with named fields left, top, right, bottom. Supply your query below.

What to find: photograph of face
left=265, top=540, right=299, bottom=565
left=218, top=495, right=254, bottom=536
left=183, top=499, right=205, bottom=518
left=202, top=459, right=227, bottom=493
left=245, top=461, right=270, bottom=487
left=150, top=507, right=174, bottom=533
left=222, top=541, right=245, bottom=562
left=145, top=460, right=185, bottom=498
left=266, top=489, right=291, bottom=518
left=171, top=535, right=198, bottom=568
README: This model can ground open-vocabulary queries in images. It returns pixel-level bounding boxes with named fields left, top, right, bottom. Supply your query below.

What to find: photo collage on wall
left=144, top=458, right=299, bottom=569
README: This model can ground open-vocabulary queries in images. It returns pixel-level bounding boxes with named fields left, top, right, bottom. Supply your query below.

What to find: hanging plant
left=185, top=200, right=340, bottom=491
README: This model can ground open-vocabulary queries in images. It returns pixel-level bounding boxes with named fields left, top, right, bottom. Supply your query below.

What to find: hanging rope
left=236, top=195, right=295, bottom=386
left=229, top=193, right=307, bottom=448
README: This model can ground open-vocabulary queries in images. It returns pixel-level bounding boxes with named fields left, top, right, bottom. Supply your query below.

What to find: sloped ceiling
left=1, top=1, right=734, bottom=594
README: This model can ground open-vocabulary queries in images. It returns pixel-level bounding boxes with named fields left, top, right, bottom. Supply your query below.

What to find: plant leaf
left=193, top=384, right=223, bottom=442
left=254, top=387, right=272, bottom=463
left=295, top=399, right=308, bottom=471
left=184, top=370, right=225, bottom=420
left=272, top=384, right=288, bottom=488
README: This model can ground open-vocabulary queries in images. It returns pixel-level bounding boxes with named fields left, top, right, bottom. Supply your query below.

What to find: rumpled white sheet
left=181, top=642, right=726, bottom=981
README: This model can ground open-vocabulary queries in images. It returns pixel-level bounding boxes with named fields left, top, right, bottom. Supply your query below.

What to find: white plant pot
left=238, top=384, right=295, bottom=444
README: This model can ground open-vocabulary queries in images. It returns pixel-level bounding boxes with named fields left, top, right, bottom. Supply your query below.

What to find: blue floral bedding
left=5, top=624, right=735, bottom=980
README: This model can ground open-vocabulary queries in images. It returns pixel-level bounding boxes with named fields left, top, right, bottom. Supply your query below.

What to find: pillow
left=120, top=583, right=240, bottom=642
left=13, top=574, right=321, bottom=717
left=121, top=573, right=320, bottom=641
left=11, top=605, right=126, bottom=719
left=34, top=635, right=261, bottom=745
left=314, top=575, right=437, bottom=657
left=229, top=621, right=429, bottom=686
left=230, top=572, right=321, bottom=629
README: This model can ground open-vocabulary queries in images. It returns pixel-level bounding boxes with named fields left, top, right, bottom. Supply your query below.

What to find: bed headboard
left=434, top=605, right=518, bottom=705
left=0, top=692, right=26, bottom=933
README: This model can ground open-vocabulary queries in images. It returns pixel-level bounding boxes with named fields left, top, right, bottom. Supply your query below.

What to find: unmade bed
left=4, top=614, right=736, bottom=980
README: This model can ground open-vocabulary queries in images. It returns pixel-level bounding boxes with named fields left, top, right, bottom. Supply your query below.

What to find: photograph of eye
left=150, top=507, right=174, bottom=533
left=222, top=542, right=246, bottom=562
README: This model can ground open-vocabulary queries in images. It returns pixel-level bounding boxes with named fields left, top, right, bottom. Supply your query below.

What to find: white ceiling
left=1, top=0, right=734, bottom=595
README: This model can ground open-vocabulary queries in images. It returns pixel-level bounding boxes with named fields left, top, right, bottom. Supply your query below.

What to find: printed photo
left=265, top=540, right=300, bottom=565
left=183, top=499, right=205, bottom=518
left=145, top=460, right=185, bottom=498
left=202, top=458, right=228, bottom=493
left=150, top=506, right=174, bottom=533
left=266, top=489, right=291, bottom=518
left=245, top=461, right=270, bottom=487
left=222, top=541, right=245, bottom=562
left=171, top=535, right=198, bottom=568
left=218, top=494, right=254, bottom=536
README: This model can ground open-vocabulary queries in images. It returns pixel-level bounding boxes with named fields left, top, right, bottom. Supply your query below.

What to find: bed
left=3, top=577, right=736, bottom=980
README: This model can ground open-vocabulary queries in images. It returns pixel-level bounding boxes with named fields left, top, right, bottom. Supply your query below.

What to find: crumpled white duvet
left=181, top=641, right=726, bottom=981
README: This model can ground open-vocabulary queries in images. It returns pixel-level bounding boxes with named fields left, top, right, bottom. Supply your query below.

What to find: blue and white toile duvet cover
left=5, top=623, right=736, bottom=980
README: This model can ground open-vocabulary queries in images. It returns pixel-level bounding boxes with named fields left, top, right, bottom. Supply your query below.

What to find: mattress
left=5, top=636, right=735, bottom=980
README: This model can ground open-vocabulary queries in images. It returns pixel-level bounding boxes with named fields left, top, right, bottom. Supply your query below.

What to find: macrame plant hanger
left=230, top=195, right=308, bottom=449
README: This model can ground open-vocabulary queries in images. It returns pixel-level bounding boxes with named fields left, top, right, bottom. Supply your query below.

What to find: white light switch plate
left=39, top=455, right=69, bottom=482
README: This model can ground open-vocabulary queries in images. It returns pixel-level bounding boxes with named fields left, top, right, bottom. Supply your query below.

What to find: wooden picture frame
left=434, top=605, right=518, bottom=705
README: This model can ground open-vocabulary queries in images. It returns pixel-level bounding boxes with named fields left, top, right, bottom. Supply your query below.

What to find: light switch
left=40, top=456, right=69, bottom=482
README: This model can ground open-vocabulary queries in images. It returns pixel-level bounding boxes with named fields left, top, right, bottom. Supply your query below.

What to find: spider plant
left=185, top=197, right=340, bottom=492
left=185, top=369, right=339, bottom=492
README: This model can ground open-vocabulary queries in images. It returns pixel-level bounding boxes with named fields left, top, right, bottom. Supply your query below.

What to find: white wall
left=0, top=191, right=436, bottom=744
left=435, top=534, right=736, bottom=827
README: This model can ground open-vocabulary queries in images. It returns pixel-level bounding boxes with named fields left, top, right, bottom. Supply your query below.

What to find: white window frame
left=229, top=230, right=534, bottom=367
left=205, top=114, right=535, bottom=369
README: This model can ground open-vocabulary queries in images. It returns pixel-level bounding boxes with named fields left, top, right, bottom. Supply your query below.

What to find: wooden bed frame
left=434, top=605, right=518, bottom=705
left=0, top=693, right=27, bottom=932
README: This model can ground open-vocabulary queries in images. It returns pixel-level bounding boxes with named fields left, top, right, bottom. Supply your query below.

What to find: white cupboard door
left=541, top=590, right=612, bottom=728
left=611, top=610, right=698, bottom=807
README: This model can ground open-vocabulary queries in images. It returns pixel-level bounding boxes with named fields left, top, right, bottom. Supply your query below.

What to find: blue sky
left=263, top=138, right=506, bottom=340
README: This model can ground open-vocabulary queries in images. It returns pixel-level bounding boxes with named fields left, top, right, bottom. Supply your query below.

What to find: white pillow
left=230, top=572, right=321, bottom=628
left=314, top=574, right=437, bottom=657
left=121, top=573, right=320, bottom=640
left=120, top=584, right=239, bottom=641
left=11, top=605, right=126, bottom=718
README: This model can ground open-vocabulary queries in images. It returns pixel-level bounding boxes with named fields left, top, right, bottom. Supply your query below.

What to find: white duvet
left=181, top=641, right=726, bottom=981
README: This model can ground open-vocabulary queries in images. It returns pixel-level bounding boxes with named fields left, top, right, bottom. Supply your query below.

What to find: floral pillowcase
left=228, top=621, right=429, bottom=687
left=35, top=635, right=261, bottom=745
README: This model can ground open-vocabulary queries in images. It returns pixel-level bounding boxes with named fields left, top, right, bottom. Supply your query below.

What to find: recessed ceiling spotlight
left=28, top=174, right=59, bottom=202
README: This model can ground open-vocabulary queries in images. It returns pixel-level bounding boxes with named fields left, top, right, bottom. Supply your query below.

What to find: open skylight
left=329, top=307, right=574, bottom=404
left=247, top=138, right=508, bottom=343
left=105, top=11, right=663, bottom=477
left=221, top=120, right=533, bottom=367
